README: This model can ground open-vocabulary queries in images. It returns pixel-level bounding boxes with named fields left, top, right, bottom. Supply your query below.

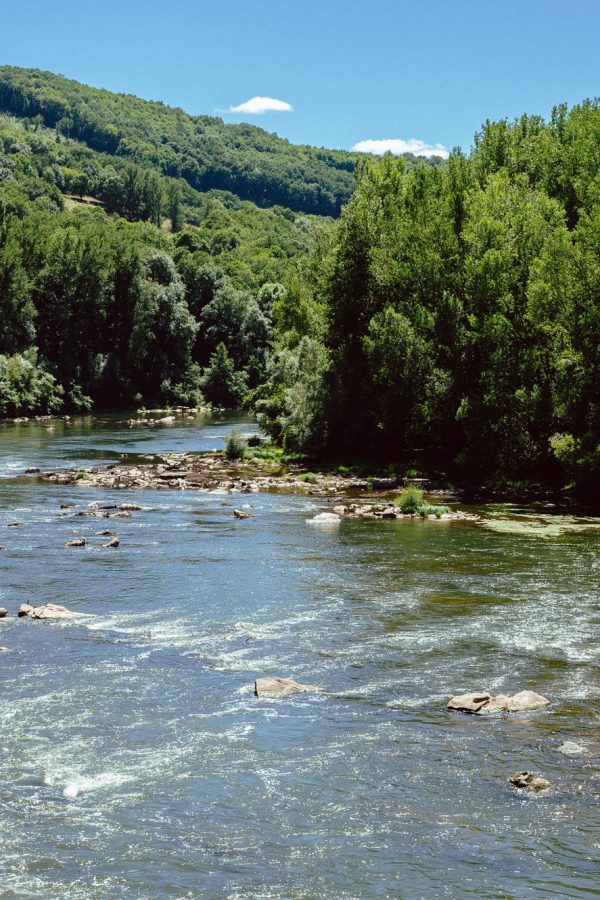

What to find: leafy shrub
left=299, top=472, right=318, bottom=484
left=224, top=427, right=248, bottom=460
left=0, top=349, right=63, bottom=417
left=394, top=486, right=424, bottom=513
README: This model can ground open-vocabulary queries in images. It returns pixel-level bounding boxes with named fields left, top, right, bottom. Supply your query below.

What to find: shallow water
left=0, top=414, right=598, bottom=898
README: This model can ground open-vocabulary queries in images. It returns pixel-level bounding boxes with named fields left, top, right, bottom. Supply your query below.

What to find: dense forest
left=256, top=100, right=600, bottom=498
left=0, top=106, right=330, bottom=414
left=2, top=67, right=600, bottom=496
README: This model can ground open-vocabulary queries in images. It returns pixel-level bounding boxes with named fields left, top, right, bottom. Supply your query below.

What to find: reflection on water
left=0, top=414, right=598, bottom=898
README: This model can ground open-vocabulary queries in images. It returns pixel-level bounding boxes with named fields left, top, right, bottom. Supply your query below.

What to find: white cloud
left=228, top=96, right=293, bottom=115
left=352, top=138, right=449, bottom=159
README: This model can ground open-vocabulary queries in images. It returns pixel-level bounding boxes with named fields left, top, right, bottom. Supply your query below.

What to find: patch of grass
left=250, top=444, right=283, bottom=462
left=299, top=472, right=319, bottom=484
left=394, top=486, right=448, bottom=517
left=417, top=502, right=450, bottom=518
left=75, top=471, right=91, bottom=480
left=394, top=486, right=425, bottom=513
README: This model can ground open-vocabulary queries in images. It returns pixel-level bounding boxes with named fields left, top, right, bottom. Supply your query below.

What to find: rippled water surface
left=0, top=414, right=598, bottom=898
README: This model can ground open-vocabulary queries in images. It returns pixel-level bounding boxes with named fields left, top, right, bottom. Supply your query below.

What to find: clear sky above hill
left=1, top=0, right=599, bottom=156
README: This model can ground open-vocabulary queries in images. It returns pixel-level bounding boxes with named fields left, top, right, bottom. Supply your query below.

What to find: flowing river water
left=0, top=413, right=598, bottom=899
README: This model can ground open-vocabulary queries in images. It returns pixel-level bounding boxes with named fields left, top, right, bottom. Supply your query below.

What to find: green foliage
left=0, top=66, right=357, bottom=216
left=298, top=472, right=319, bottom=483
left=0, top=349, right=63, bottom=416
left=393, top=487, right=448, bottom=517
left=416, top=503, right=450, bottom=518
left=202, top=343, right=247, bottom=408
left=224, top=427, right=248, bottom=461
left=256, top=100, right=600, bottom=500
left=394, top=487, right=425, bottom=513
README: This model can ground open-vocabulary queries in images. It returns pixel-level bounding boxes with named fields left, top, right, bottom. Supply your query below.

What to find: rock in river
left=0, top=608, right=7, bottom=618
left=254, top=677, right=321, bottom=697
left=510, top=771, right=552, bottom=792
left=233, top=509, right=252, bottom=519
left=102, top=537, right=120, bottom=548
left=447, top=689, right=550, bottom=714
left=307, top=512, right=341, bottom=526
left=66, top=538, right=87, bottom=547
left=19, top=603, right=78, bottom=620
left=558, top=741, right=587, bottom=755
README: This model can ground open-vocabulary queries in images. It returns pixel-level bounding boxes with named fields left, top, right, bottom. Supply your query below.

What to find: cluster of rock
left=11, top=415, right=71, bottom=424
left=447, top=689, right=555, bottom=792
left=251, top=679, right=557, bottom=793
left=66, top=537, right=119, bottom=549
left=36, top=453, right=407, bottom=497
left=330, top=503, right=480, bottom=522
left=0, top=603, right=78, bottom=620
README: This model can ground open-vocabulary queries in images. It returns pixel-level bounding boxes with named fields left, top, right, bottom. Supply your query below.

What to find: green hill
left=0, top=66, right=359, bottom=216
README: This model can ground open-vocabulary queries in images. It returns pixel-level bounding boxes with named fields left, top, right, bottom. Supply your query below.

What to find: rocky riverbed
left=34, top=452, right=479, bottom=522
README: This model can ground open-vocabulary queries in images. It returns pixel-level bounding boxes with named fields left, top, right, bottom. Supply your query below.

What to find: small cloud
left=352, top=138, right=449, bottom=159
left=227, top=96, right=293, bottom=115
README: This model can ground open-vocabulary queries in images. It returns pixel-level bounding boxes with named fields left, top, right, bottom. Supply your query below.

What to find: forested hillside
left=0, top=66, right=358, bottom=216
left=257, top=101, right=600, bottom=498
left=0, top=110, right=329, bottom=415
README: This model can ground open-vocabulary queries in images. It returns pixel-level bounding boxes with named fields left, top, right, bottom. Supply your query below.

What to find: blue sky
left=1, top=0, right=599, bottom=156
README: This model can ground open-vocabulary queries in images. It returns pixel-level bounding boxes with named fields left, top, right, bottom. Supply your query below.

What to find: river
left=0, top=412, right=598, bottom=898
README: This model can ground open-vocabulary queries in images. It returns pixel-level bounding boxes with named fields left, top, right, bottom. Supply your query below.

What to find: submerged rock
left=447, top=689, right=550, bottom=714
left=25, top=466, right=40, bottom=474
left=307, top=512, right=341, bottom=526
left=19, top=603, right=78, bottom=620
left=510, top=771, right=552, bottom=792
left=66, top=538, right=87, bottom=547
left=558, top=740, right=587, bottom=755
left=254, top=677, right=321, bottom=697
left=119, top=503, right=141, bottom=511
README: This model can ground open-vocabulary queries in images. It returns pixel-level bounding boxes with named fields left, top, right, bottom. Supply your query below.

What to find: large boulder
left=448, top=689, right=549, bottom=714
left=447, top=693, right=491, bottom=713
left=503, top=690, right=550, bottom=712
left=254, top=677, right=321, bottom=697
left=0, top=608, right=7, bottom=618
left=19, top=603, right=78, bottom=620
